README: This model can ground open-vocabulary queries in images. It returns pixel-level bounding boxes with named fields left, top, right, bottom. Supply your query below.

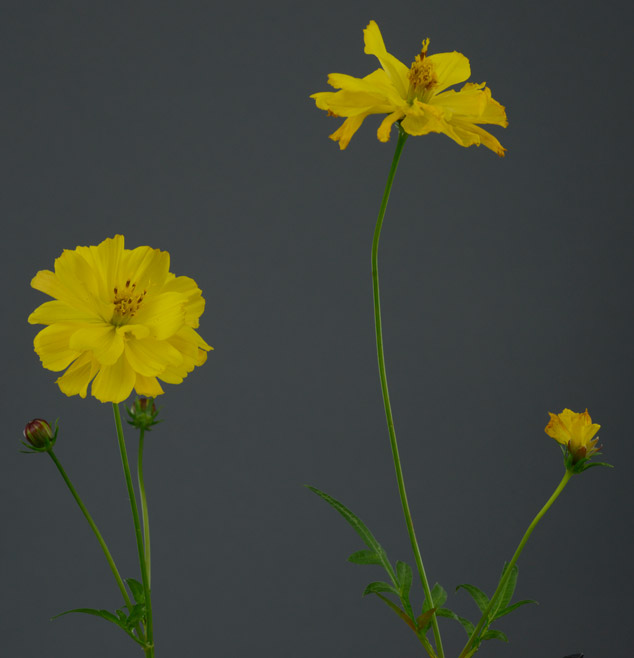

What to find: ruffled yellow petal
left=91, top=354, right=136, bottom=403
left=163, top=276, right=205, bottom=328
left=56, top=353, right=100, bottom=398
left=135, top=291, right=187, bottom=340
left=377, top=111, right=404, bottom=142
left=123, top=244, right=171, bottom=291
left=134, top=373, right=164, bottom=397
left=329, top=113, right=372, bottom=149
left=124, top=337, right=183, bottom=377
left=426, top=51, right=471, bottom=93
left=69, top=324, right=124, bottom=365
left=363, top=20, right=409, bottom=98
left=28, top=300, right=100, bottom=326
left=450, top=122, right=506, bottom=156
left=33, top=324, right=82, bottom=371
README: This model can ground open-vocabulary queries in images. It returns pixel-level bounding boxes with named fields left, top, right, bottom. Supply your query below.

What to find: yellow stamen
left=408, top=38, right=437, bottom=101
left=112, top=282, right=147, bottom=324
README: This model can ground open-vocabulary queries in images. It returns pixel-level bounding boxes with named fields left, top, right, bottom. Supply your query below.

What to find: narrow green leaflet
left=456, top=583, right=490, bottom=613
left=493, top=598, right=538, bottom=620
left=348, top=549, right=383, bottom=565
left=422, top=583, right=447, bottom=613
left=125, top=577, right=145, bottom=604
left=374, top=593, right=416, bottom=632
left=307, top=486, right=395, bottom=583
left=363, top=581, right=400, bottom=597
left=494, top=563, right=518, bottom=614
left=481, top=628, right=509, bottom=642
left=51, top=607, right=147, bottom=647
left=396, top=561, right=413, bottom=599
left=436, top=607, right=475, bottom=636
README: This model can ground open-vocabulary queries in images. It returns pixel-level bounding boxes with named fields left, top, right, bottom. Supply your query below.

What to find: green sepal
left=493, top=598, right=538, bottom=620
left=456, top=583, right=490, bottom=613
left=435, top=607, right=475, bottom=636
left=125, top=577, right=145, bottom=604
left=363, top=581, right=400, bottom=597
left=348, top=549, right=383, bottom=565
left=51, top=607, right=147, bottom=647
left=481, top=628, right=509, bottom=642
left=307, top=485, right=395, bottom=585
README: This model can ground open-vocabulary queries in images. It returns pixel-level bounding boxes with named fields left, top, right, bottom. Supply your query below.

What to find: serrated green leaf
left=396, top=561, right=413, bottom=598
left=422, top=583, right=447, bottom=613
left=493, top=598, right=538, bottom=620
left=348, top=549, right=383, bottom=565
left=435, top=607, right=475, bottom=636
left=456, top=583, right=490, bottom=613
left=125, top=578, right=145, bottom=604
left=482, top=628, right=509, bottom=642
left=126, top=603, right=146, bottom=629
left=495, top=563, right=518, bottom=613
left=363, top=581, right=400, bottom=597
left=307, top=486, right=395, bottom=583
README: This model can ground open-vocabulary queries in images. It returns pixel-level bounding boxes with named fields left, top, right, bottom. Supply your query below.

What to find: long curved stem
left=458, top=469, right=573, bottom=658
left=112, top=403, right=154, bottom=657
left=137, top=429, right=151, bottom=588
left=47, top=449, right=134, bottom=614
left=372, top=126, right=444, bottom=658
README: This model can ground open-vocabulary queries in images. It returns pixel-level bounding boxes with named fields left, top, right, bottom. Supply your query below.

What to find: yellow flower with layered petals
left=311, top=20, right=508, bottom=154
left=28, top=235, right=212, bottom=403
left=545, top=408, right=601, bottom=460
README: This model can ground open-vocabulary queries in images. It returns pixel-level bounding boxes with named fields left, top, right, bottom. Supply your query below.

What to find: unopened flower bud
left=22, top=418, right=57, bottom=452
left=126, top=397, right=161, bottom=431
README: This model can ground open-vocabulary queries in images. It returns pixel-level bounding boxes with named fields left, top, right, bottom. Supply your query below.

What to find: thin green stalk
left=47, top=449, right=134, bottom=614
left=137, top=428, right=151, bottom=587
left=371, top=125, right=444, bottom=658
left=458, top=469, right=574, bottom=658
left=112, top=403, right=154, bottom=657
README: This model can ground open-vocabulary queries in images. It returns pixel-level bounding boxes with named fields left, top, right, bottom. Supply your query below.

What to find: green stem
left=137, top=428, right=151, bottom=588
left=47, top=449, right=134, bottom=614
left=371, top=125, right=444, bottom=658
left=112, top=403, right=154, bottom=657
left=458, top=469, right=574, bottom=658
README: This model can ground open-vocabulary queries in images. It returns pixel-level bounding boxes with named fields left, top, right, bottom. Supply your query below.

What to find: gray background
left=2, top=1, right=633, bottom=656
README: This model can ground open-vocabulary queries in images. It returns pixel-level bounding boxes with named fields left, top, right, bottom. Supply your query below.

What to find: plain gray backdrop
left=3, top=1, right=633, bottom=656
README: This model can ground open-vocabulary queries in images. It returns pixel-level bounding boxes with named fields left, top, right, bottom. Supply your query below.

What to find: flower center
left=408, top=38, right=437, bottom=102
left=112, top=279, right=147, bottom=325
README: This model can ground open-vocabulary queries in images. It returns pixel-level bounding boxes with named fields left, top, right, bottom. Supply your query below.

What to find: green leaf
left=307, top=486, right=394, bottom=582
left=52, top=608, right=121, bottom=625
left=415, top=608, right=436, bottom=630
left=495, top=563, right=518, bottom=613
left=348, top=549, right=383, bottom=565
left=125, top=578, right=145, bottom=604
left=396, top=561, right=413, bottom=599
left=422, top=583, right=447, bottom=613
left=436, top=607, right=475, bottom=636
left=363, top=581, right=400, bottom=597
left=493, top=598, right=538, bottom=620
left=126, top=603, right=146, bottom=629
left=456, top=583, right=490, bottom=613
left=481, top=628, right=509, bottom=642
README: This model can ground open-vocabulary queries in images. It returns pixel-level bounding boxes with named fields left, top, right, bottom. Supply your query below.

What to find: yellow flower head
left=311, top=20, right=508, bottom=154
left=28, top=235, right=212, bottom=403
left=545, top=408, right=601, bottom=461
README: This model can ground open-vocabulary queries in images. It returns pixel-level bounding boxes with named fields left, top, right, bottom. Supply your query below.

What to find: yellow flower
left=311, top=20, right=507, bottom=154
left=28, top=235, right=212, bottom=403
left=545, top=409, right=601, bottom=460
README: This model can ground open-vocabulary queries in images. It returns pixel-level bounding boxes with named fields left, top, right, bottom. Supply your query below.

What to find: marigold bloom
left=311, top=20, right=507, bottom=153
left=28, top=235, right=212, bottom=403
left=545, top=408, right=601, bottom=461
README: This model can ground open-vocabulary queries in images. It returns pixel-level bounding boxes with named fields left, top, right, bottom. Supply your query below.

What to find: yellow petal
left=426, top=51, right=471, bottom=93
left=377, top=111, right=404, bottom=142
left=451, top=121, right=506, bottom=156
left=56, top=353, right=100, bottom=398
left=363, top=21, right=410, bottom=99
left=135, top=291, right=186, bottom=340
left=69, top=324, right=124, bottom=365
left=329, top=113, right=372, bottom=149
left=91, top=354, right=136, bottom=403
left=163, top=276, right=206, bottom=327
left=33, top=324, right=82, bottom=371
left=124, top=337, right=183, bottom=377
left=134, top=374, right=164, bottom=398
left=124, top=244, right=171, bottom=290
left=29, top=300, right=100, bottom=325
